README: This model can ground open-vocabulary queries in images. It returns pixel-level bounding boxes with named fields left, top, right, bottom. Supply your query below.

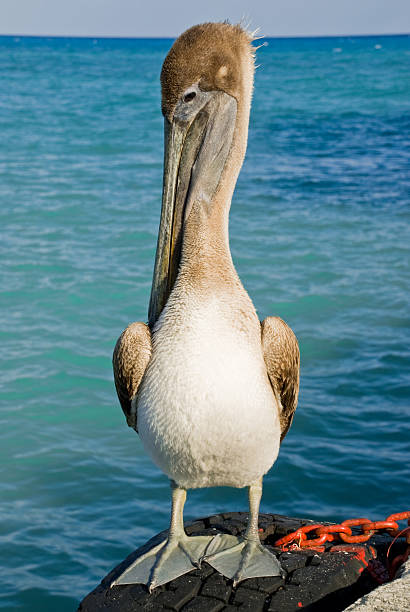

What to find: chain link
left=275, top=511, right=410, bottom=549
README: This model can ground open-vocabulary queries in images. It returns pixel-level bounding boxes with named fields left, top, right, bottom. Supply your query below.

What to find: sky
left=0, top=0, right=409, bottom=38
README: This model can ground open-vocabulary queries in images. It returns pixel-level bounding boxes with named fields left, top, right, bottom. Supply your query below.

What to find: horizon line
left=1, top=32, right=409, bottom=41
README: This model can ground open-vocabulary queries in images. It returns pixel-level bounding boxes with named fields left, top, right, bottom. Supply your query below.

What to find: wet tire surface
left=78, top=513, right=400, bottom=611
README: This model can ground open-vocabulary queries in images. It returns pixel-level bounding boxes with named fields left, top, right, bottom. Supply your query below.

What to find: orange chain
left=275, top=511, right=410, bottom=549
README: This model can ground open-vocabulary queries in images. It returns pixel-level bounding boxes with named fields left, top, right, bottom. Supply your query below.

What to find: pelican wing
left=113, top=322, right=152, bottom=431
left=261, top=316, right=300, bottom=442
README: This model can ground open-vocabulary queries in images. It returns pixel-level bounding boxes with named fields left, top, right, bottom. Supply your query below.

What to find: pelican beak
left=148, top=91, right=237, bottom=327
left=148, top=115, right=203, bottom=327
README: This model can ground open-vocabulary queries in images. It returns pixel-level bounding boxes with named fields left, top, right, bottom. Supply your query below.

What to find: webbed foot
left=111, top=534, right=215, bottom=591
left=204, top=534, right=283, bottom=586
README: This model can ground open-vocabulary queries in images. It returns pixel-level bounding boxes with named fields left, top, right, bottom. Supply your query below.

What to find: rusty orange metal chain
left=275, top=511, right=410, bottom=550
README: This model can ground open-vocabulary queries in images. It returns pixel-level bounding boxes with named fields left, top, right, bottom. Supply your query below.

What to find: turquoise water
left=1, top=34, right=409, bottom=611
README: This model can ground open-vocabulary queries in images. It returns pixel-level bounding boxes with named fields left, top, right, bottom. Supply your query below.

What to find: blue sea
left=1, top=33, right=409, bottom=611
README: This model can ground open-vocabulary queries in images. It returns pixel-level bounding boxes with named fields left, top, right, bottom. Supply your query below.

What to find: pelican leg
left=204, top=478, right=283, bottom=586
left=111, top=481, right=215, bottom=591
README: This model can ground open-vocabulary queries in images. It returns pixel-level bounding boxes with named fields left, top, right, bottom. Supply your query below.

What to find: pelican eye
left=183, top=91, right=196, bottom=103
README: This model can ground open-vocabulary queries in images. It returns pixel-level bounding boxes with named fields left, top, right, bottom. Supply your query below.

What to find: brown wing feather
left=261, top=316, right=300, bottom=442
left=112, top=322, right=152, bottom=431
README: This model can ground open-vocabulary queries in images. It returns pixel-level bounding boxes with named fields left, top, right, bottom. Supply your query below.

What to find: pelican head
left=148, top=23, right=255, bottom=326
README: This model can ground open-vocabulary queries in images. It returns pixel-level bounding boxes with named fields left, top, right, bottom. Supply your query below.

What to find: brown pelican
left=111, top=22, right=300, bottom=590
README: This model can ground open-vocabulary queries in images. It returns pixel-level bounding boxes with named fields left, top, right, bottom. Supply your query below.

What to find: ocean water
left=1, top=33, right=409, bottom=611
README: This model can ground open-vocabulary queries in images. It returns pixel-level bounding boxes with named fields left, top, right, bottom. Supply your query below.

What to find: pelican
left=112, top=22, right=300, bottom=590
